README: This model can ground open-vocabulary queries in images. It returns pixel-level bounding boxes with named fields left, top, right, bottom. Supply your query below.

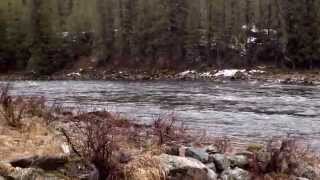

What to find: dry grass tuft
left=123, top=154, right=165, bottom=180
left=0, top=116, right=66, bottom=161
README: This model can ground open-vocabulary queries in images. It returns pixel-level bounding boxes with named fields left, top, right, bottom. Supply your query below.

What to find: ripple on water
left=3, top=80, right=320, bottom=150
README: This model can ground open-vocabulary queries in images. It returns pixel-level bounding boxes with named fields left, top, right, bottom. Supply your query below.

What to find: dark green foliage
left=1, top=0, right=320, bottom=74
left=283, top=0, right=320, bottom=69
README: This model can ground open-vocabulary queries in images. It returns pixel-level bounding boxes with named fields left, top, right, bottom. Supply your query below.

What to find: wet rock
left=229, top=155, right=249, bottom=168
left=221, top=167, right=251, bottom=180
left=210, top=154, right=230, bottom=172
left=231, top=71, right=248, bottom=81
left=205, top=145, right=220, bottom=154
left=185, top=147, right=210, bottom=163
left=9, top=155, right=68, bottom=171
left=158, top=154, right=218, bottom=180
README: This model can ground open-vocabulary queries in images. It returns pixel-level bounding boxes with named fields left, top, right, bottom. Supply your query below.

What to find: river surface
left=4, top=80, right=320, bottom=149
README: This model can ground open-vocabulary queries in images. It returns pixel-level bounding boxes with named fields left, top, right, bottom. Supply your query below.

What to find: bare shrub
left=249, top=137, right=319, bottom=178
left=24, top=96, right=46, bottom=117
left=62, top=111, right=122, bottom=180
left=212, top=137, right=231, bottom=153
left=0, top=84, right=26, bottom=128
left=152, top=114, right=186, bottom=145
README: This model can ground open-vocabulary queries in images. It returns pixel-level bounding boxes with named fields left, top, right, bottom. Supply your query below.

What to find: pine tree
left=95, top=0, right=115, bottom=64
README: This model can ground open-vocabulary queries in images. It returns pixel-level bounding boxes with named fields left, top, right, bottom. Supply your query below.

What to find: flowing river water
left=4, top=80, right=320, bottom=149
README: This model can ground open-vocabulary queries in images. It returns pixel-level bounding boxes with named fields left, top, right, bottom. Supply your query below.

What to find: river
left=4, top=80, right=320, bottom=149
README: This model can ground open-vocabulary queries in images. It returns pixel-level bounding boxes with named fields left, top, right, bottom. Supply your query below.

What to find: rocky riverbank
left=0, top=93, right=319, bottom=180
left=1, top=68, right=320, bottom=86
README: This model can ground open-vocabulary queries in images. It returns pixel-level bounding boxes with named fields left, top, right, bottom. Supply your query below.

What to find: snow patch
left=67, top=72, right=81, bottom=77
left=199, top=72, right=214, bottom=78
left=214, top=69, right=246, bottom=77
left=179, top=70, right=196, bottom=76
left=249, top=70, right=265, bottom=74
left=247, top=37, right=257, bottom=43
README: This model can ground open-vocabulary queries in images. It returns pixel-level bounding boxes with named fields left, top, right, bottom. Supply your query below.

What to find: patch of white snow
left=214, top=69, right=246, bottom=77
left=179, top=70, right=196, bottom=76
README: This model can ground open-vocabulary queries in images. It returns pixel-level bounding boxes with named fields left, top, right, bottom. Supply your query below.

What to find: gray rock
left=186, top=147, right=210, bottom=163
left=221, top=167, right=251, bottom=180
left=210, top=154, right=230, bottom=172
left=158, top=154, right=218, bottom=180
left=206, top=145, right=220, bottom=154
left=229, top=155, right=249, bottom=168
left=230, top=71, right=248, bottom=81
left=206, top=163, right=217, bottom=172
left=296, top=177, right=310, bottom=180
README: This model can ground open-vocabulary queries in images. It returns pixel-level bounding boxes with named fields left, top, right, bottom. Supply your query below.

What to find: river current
left=4, top=80, right=320, bottom=149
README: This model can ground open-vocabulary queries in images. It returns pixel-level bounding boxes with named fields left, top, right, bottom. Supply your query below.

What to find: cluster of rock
left=156, top=145, right=319, bottom=180
left=158, top=145, right=251, bottom=180
left=1, top=145, right=319, bottom=180
left=175, top=69, right=265, bottom=81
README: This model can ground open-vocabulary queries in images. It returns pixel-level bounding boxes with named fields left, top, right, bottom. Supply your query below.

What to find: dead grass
left=249, top=137, right=320, bottom=179
left=0, top=116, right=66, bottom=161
left=123, top=154, right=164, bottom=180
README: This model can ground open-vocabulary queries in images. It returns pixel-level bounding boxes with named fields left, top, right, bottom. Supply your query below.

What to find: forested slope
left=0, top=0, right=320, bottom=75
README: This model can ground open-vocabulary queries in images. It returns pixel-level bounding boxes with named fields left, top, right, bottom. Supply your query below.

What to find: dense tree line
left=0, top=0, right=320, bottom=75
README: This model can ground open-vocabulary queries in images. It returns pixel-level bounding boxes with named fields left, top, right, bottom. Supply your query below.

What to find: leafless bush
left=62, top=111, right=122, bottom=180
left=24, top=96, right=46, bottom=117
left=152, top=114, right=186, bottom=145
left=0, top=84, right=26, bottom=128
left=212, top=137, right=231, bottom=153
left=249, top=137, right=319, bottom=178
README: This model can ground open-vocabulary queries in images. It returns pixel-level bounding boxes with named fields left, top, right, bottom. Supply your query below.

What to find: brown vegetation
left=1, top=88, right=319, bottom=179
left=0, top=84, right=25, bottom=128
left=248, top=137, right=320, bottom=179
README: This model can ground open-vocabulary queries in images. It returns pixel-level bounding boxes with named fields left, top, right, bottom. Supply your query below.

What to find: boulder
left=296, top=177, right=310, bottom=180
left=206, top=163, right=217, bottom=172
left=221, top=167, right=251, bottom=180
left=210, top=154, right=230, bottom=172
left=229, top=155, right=249, bottom=168
left=158, top=154, right=218, bottom=180
left=185, top=147, right=210, bottom=163
left=230, top=71, right=248, bottom=81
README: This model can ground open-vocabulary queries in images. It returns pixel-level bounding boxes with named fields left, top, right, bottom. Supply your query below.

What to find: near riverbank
left=0, top=86, right=320, bottom=180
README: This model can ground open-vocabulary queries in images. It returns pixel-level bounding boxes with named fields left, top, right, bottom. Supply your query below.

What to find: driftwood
left=10, top=155, right=68, bottom=171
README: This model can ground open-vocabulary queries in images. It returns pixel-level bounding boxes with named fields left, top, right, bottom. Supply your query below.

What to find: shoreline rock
left=1, top=68, right=320, bottom=86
